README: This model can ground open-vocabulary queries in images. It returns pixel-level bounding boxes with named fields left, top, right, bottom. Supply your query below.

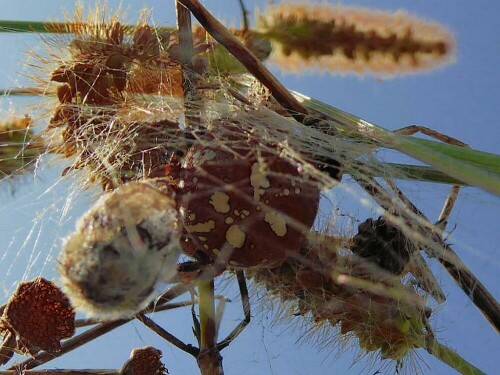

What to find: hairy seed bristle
left=251, top=233, right=428, bottom=361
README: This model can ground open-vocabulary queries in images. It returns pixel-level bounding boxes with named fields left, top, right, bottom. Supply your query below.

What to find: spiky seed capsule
left=252, top=236, right=427, bottom=361
left=59, top=182, right=180, bottom=318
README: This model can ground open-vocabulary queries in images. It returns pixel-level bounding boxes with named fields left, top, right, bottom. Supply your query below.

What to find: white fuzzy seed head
left=59, top=181, right=180, bottom=319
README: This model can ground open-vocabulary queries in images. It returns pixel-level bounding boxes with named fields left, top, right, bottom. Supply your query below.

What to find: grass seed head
left=0, top=116, right=45, bottom=179
left=258, top=2, right=456, bottom=77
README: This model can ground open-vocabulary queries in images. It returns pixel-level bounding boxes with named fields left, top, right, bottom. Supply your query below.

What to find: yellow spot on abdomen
left=250, top=162, right=270, bottom=201
left=226, top=225, right=246, bottom=248
left=185, top=220, right=216, bottom=233
left=209, top=192, right=230, bottom=213
left=264, top=211, right=288, bottom=237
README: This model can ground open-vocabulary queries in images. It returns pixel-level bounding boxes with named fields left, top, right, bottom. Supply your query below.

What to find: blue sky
left=0, top=1, right=498, bottom=374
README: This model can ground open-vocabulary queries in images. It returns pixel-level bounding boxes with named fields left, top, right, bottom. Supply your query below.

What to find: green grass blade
left=0, top=20, right=70, bottom=33
left=294, top=92, right=500, bottom=196
left=391, top=136, right=500, bottom=195
left=0, top=20, right=173, bottom=34
left=353, top=162, right=466, bottom=185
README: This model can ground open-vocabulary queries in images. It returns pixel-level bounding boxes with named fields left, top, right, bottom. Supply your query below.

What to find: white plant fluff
left=59, top=181, right=180, bottom=318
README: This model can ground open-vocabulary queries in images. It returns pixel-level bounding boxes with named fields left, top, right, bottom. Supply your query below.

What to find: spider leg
left=354, top=174, right=447, bottom=303
left=138, top=313, right=200, bottom=357
left=384, top=179, right=500, bottom=331
left=393, top=124, right=466, bottom=229
left=394, top=125, right=468, bottom=147
left=217, top=270, right=251, bottom=351
left=436, top=185, right=460, bottom=229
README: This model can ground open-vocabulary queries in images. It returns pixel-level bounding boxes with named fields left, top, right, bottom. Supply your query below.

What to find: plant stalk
left=425, top=337, right=486, bottom=375
left=197, top=279, right=223, bottom=375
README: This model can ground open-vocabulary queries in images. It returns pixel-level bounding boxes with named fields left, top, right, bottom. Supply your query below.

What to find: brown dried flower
left=0, top=277, right=75, bottom=360
left=33, top=4, right=201, bottom=189
left=120, top=346, right=168, bottom=375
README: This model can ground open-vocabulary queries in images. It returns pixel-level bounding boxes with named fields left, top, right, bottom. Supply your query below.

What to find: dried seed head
left=0, top=116, right=44, bottom=178
left=120, top=346, right=168, bottom=375
left=258, top=3, right=456, bottom=76
left=33, top=3, right=193, bottom=188
left=0, top=278, right=75, bottom=357
left=252, top=234, right=428, bottom=362
left=59, top=182, right=180, bottom=318
left=44, top=3, right=183, bottom=104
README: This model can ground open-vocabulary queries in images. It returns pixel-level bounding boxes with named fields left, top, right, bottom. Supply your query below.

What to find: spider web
left=0, top=1, right=498, bottom=374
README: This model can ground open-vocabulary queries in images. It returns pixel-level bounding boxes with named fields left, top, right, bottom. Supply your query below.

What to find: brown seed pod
left=120, top=346, right=168, bottom=375
left=0, top=278, right=75, bottom=357
left=178, top=123, right=320, bottom=268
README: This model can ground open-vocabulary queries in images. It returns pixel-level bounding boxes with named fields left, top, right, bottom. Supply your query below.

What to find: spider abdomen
left=178, top=143, right=320, bottom=268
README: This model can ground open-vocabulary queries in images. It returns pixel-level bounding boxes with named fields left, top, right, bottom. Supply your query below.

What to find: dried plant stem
left=173, top=6, right=224, bottom=372
left=176, top=3, right=195, bottom=66
left=197, top=279, right=223, bottom=375
left=137, top=313, right=199, bottom=356
left=177, top=0, right=308, bottom=118
left=437, top=249, right=500, bottom=332
left=152, top=283, right=189, bottom=307
left=75, top=301, right=196, bottom=328
left=11, top=320, right=130, bottom=370
left=176, top=1, right=200, bottom=129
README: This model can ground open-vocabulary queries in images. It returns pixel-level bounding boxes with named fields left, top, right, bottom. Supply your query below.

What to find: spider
left=51, top=112, right=479, bottom=371
left=6, top=1, right=498, bottom=373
